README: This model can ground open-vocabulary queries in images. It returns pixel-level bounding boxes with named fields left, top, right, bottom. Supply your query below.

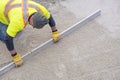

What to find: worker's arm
left=4, top=34, right=16, bottom=56
left=5, top=18, right=25, bottom=55
left=48, top=15, right=56, bottom=30
left=48, top=15, right=60, bottom=42
left=5, top=34, right=23, bottom=66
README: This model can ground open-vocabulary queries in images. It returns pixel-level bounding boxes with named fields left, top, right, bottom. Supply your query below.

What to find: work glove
left=12, top=53, right=23, bottom=67
left=52, top=30, right=60, bottom=42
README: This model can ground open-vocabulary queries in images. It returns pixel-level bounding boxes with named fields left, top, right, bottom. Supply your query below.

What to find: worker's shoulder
left=28, top=0, right=41, bottom=6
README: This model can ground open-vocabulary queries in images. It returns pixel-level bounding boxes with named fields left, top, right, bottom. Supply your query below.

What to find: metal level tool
left=0, top=9, right=101, bottom=76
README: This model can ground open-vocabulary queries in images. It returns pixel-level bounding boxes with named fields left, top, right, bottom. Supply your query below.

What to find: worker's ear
left=29, top=16, right=34, bottom=27
left=28, top=13, right=36, bottom=26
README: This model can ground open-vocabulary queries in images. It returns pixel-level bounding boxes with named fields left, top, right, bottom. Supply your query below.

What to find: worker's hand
left=52, top=30, right=60, bottom=42
left=12, top=53, right=23, bottom=67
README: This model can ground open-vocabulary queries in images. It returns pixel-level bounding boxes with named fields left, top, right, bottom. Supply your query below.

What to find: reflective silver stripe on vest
left=4, top=0, right=14, bottom=21
left=5, top=4, right=22, bottom=15
left=22, top=0, right=28, bottom=24
left=4, top=0, right=42, bottom=24
left=28, top=4, right=42, bottom=12
left=4, top=0, right=28, bottom=24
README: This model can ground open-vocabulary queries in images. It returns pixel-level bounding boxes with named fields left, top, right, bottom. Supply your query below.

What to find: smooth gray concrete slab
left=0, top=0, right=120, bottom=80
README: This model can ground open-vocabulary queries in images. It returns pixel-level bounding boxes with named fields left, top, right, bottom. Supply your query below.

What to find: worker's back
left=0, top=0, right=50, bottom=25
left=0, top=0, right=50, bottom=37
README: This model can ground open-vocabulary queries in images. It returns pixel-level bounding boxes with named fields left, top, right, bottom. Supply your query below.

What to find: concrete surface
left=0, top=0, right=120, bottom=80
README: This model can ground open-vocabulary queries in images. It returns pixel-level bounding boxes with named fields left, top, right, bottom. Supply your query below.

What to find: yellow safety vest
left=0, top=0, right=50, bottom=37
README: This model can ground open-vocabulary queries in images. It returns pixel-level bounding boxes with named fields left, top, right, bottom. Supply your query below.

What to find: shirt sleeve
left=49, top=15, right=56, bottom=27
left=5, top=34, right=14, bottom=51
left=6, top=20, right=24, bottom=37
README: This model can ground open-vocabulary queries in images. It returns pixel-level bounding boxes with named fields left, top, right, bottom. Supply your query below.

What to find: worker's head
left=29, top=12, right=49, bottom=29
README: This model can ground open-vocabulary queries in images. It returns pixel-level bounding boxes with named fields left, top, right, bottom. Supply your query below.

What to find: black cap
left=32, top=12, right=49, bottom=29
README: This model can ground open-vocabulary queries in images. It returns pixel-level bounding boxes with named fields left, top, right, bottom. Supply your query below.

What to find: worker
left=0, top=0, right=60, bottom=67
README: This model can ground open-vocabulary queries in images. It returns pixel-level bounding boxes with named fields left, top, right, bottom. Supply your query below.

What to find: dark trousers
left=0, top=22, right=14, bottom=51
left=0, top=22, right=8, bottom=41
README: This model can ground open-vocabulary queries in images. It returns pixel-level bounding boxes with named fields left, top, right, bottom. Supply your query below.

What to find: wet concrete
left=0, top=0, right=120, bottom=80
left=61, top=0, right=120, bottom=38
